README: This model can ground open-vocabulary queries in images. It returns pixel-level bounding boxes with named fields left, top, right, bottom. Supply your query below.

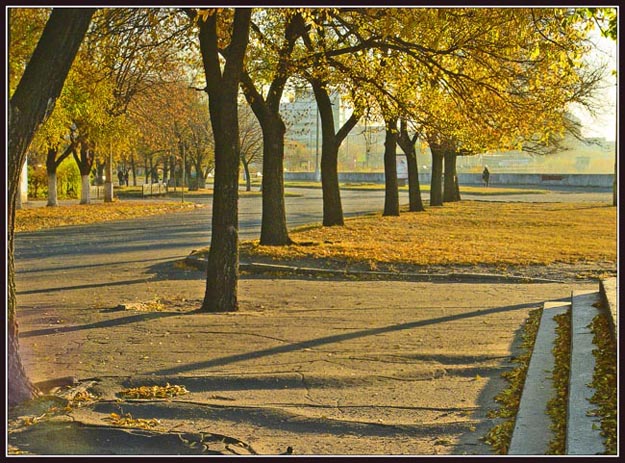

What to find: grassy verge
left=240, top=201, right=616, bottom=268
left=547, top=311, right=571, bottom=454
left=589, top=311, right=617, bottom=454
left=15, top=200, right=201, bottom=233
left=482, top=308, right=543, bottom=454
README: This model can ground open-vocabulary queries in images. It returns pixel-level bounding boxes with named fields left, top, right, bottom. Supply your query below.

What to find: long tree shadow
left=16, top=278, right=159, bottom=295
left=452, top=316, right=532, bottom=455
left=19, top=311, right=180, bottom=338
left=145, top=300, right=553, bottom=376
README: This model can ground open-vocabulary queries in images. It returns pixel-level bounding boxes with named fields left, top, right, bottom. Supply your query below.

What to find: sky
left=575, top=28, right=618, bottom=141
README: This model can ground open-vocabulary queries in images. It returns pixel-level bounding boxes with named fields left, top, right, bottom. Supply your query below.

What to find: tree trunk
left=397, top=121, right=425, bottom=212
left=405, top=149, right=425, bottom=212
left=46, top=147, right=59, bottom=206
left=383, top=118, right=400, bottom=216
left=311, top=80, right=343, bottom=226
left=259, top=116, right=291, bottom=244
left=197, top=9, right=251, bottom=312
left=104, top=148, right=113, bottom=202
left=8, top=7, right=94, bottom=408
left=429, top=146, right=444, bottom=206
left=17, top=160, right=28, bottom=209
left=74, top=138, right=94, bottom=204
left=47, top=171, right=58, bottom=206
left=238, top=14, right=304, bottom=244
left=443, top=150, right=461, bottom=202
left=242, top=159, right=252, bottom=191
left=310, top=79, right=359, bottom=227
left=79, top=175, right=90, bottom=204
left=16, top=174, right=23, bottom=209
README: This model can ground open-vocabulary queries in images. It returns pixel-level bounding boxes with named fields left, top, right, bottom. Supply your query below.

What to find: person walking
left=482, top=166, right=490, bottom=187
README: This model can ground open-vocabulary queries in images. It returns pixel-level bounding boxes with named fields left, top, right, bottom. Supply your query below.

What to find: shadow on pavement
left=145, top=301, right=545, bottom=376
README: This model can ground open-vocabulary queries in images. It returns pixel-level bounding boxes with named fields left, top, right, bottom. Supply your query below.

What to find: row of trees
left=8, top=7, right=615, bottom=406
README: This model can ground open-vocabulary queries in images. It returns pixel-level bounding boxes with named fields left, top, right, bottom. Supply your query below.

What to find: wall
left=284, top=172, right=614, bottom=188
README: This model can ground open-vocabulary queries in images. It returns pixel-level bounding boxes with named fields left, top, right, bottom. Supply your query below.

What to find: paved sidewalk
left=12, top=270, right=595, bottom=455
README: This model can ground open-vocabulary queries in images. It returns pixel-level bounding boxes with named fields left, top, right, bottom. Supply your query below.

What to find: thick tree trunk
left=198, top=9, right=251, bottom=312
left=311, top=80, right=342, bottom=226
left=405, top=150, right=425, bottom=212
left=320, top=141, right=343, bottom=226
left=397, top=122, right=425, bottom=212
left=443, top=150, right=461, bottom=202
left=8, top=7, right=94, bottom=408
left=259, top=117, right=291, bottom=244
left=430, top=146, right=444, bottom=206
left=383, top=119, right=400, bottom=216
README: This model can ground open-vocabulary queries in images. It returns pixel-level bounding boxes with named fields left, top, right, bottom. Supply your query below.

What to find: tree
left=8, top=7, right=95, bottom=407
left=191, top=8, right=252, bottom=312
left=239, top=10, right=309, bottom=245
left=382, top=115, right=400, bottom=216
left=310, top=79, right=360, bottom=225
left=239, top=102, right=263, bottom=191
left=397, top=119, right=425, bottom=212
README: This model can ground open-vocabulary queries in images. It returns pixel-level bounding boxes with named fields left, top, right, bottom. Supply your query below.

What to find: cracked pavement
left=12, top=272, right=596, bottom=455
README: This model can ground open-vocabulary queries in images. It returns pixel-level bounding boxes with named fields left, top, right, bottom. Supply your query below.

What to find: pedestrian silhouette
left=482, top=167, right=490, bottom=187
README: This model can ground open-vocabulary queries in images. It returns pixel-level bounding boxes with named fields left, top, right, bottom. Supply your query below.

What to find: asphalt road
left=14, top=185, right=612, bottom=295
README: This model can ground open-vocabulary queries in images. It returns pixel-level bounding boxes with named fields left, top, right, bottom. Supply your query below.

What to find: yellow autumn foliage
left=241, top=201, right=616, bottom=267
left=15, top=201, right=199, bottom=233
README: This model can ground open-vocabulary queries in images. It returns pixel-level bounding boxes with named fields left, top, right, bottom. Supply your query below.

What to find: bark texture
left=198, top=9, right=251, bottom=312
left=429, top=143, right=445, bottom=207
left=443, top=150, right=461, bottom=202
left=383, top=118, right=400, bottom=216
left=397, top=121, right=425, bottom=212
left=8, top=7, right=95, bottom=408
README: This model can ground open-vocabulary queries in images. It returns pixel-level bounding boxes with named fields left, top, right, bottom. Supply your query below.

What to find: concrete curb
left=599, top=277, right=617, bottom=340
left=566, top=290, right=604, bottom=455
left=184, top=255, right=564, bottom=284
left=508, top=302, right=569, bottom=455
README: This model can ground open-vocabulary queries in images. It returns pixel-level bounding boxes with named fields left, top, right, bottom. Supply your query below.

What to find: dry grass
left=241, top=201, right=616, bottom=267
left=15, top=201, right=201, bottom=233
